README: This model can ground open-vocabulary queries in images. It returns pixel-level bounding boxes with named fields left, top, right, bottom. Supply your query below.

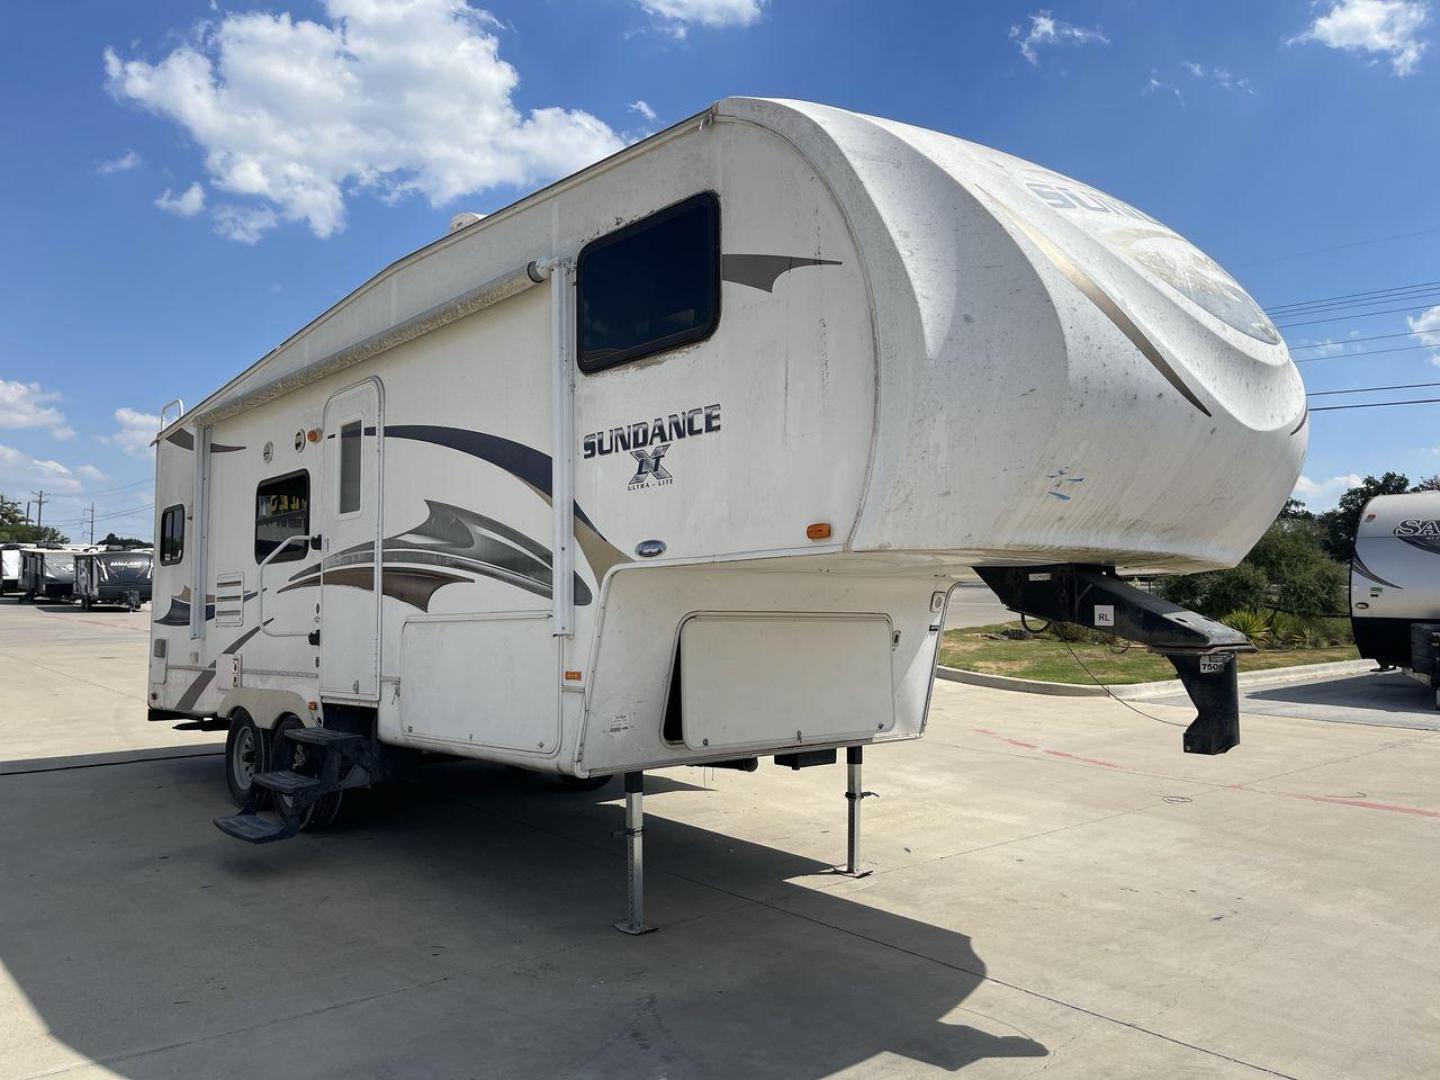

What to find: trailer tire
left=224, top=711, right=271, bottom=809
left=271, top=715, right=343, bottom=831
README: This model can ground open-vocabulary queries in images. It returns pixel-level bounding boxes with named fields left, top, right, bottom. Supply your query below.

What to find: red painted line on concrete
left=974, top=728, right=1125, bottom=769
left=1242, top=789, right=1440, bottom=819
left=1044, top=749, right=1124, bottom=769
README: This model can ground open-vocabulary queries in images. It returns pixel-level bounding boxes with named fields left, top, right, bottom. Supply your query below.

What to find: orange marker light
left=307, top=429, right=322, bottom=443
left=564, top=670, right=583, bottom=681
left=806, top=522, right=832, bottom=541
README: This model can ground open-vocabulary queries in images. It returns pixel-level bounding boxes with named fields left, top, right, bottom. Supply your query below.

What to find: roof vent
left=448, top=212, right=485, bottom=234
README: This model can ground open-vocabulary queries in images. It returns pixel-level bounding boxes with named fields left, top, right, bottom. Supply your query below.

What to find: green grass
left=939, top=622, right=1360, bottom=686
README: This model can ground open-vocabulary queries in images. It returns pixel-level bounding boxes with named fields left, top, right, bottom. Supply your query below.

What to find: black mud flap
left=975, top=564, right=1252, bottom=755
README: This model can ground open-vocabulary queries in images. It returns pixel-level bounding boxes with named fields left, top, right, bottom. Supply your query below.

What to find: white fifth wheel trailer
left=1351, top=491, right=1440, bottom=708
left=148, top=98, right=1305, bottom=931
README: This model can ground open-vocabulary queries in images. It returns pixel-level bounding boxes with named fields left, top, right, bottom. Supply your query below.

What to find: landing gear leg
left=843, top=746, right=875, bottom=878
left=614, top=771, right=656, bottom=935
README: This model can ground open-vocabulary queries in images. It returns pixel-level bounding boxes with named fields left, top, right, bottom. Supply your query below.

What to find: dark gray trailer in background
left=73, top=549, right=153, bottom=610
left=18, top=548, right=77, bottom=602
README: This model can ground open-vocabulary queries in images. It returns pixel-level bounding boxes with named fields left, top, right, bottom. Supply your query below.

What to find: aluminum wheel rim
left=231, top=726, right=258, bottom=790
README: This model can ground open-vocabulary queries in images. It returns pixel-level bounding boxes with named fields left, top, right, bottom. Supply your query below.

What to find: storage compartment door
left=680, top=613, right=895, bottom=753
left=400, top=613, right=560, bottom=755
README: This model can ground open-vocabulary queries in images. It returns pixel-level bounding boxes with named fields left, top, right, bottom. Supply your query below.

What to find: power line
left=45, top=478, right=153, bottom=501
left=1275, top=303, right=1438, bottom=330
left=46, top=502, right=154, bottom=528
left=1269, top=287, right=1440, bottom=319
left=1266, top=278, right=1440, bottom=312
left=1307, top=380, right=1440, bottom=398
left=1231, top=224, right=1440, bottom=269
left=1290, top=329, right=1432, bottom=349
left=1310, top=397, right=1440, bottom=413
left=1293, top=342, right=1437, bottom=363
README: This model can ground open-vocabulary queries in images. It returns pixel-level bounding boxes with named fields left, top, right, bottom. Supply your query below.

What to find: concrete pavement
left=943, top=582, right=1011, bottom=630
left=1146, top=666, right=1440, bottom=732
left=2, top=598, right=1438, bottom=1079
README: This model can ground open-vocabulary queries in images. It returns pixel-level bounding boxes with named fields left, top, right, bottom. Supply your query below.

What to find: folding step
left=284, top=726, right=363, bottom=748
left=214, top=812, right=296, bottom=844
left=251, top=770, right=324, bottom=796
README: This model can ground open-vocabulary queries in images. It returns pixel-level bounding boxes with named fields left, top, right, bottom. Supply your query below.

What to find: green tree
left=98, top=531, right=149, bottom=549
left=1317, top=473, right=1409, bottom=560
left=1158, top=509, right=1346, bottom=619
left=1410, top=475, right=1440, bottom=493
left=0, top=494, right=68, bottom=544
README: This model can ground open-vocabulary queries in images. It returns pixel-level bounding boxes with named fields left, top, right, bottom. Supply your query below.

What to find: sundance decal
left=582, top=403, right=721, bottom=491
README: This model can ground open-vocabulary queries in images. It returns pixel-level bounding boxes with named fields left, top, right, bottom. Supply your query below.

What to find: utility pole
left=30, top=490, right=46, bottom=529
left=88, top=502, right=96, bottom=545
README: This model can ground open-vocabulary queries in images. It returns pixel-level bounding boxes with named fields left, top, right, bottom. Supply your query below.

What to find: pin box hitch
left=975, top=564, right=1254, bottom=755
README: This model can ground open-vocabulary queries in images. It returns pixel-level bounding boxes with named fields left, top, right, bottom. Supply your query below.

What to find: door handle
left=308, top=630, right=321, bottom=647
left=310, top=534, right=323, bottom=551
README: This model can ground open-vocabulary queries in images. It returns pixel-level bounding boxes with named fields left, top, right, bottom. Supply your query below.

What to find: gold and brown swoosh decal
left=978, top=186, right=1211, bottom=418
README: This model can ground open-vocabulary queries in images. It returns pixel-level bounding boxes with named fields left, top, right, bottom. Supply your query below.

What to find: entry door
left=320, top=380, right=382, bottom=699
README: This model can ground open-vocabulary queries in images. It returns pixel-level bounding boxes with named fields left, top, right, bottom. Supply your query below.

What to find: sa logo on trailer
left=1395, top=520, right=1440, bottom=538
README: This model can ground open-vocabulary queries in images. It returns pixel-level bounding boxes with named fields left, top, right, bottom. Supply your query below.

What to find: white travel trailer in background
left=1351, top=491, right=1440, bottom=707
left=18, top=547, right=78, bottom=603
left=1, top=544, right=20, bottom=596
left=147, top=98, right=1306, bottom=929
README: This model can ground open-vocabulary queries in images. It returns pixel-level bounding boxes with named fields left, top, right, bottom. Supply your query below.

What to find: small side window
left=255, top=470, right=310, bottom=564
left=577, top=192, right=720, bottom=373
left=159, top=504, right=185, bottom=566
left=338, top=419, right=362, bottom=515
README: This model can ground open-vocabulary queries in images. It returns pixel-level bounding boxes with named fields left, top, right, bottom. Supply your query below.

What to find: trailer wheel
left=225, top=711, right=271, bottom=809
left=271, top=715, right=343, bottom=831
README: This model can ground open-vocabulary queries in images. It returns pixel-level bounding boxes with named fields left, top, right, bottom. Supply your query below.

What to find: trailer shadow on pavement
left=1243, top=670, right=1440, bottom=729
left=0, top=753, right=1047, bottom=1079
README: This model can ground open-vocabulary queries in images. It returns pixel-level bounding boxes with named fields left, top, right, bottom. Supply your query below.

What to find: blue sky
left=1, top=0, right=1437, bottom=540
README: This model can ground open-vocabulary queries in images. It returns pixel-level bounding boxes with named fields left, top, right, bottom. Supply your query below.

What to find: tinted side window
left=339, top=420, right=362, bottom=514
left=159, top=505, right=185, bottom=566
left=255, top=471, right=310, bottom=564
left=577, top=192, right=720, bottom=373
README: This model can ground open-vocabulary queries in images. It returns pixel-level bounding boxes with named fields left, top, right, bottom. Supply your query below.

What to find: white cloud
left=1288, top=0, right=1429, bottom=76
left=637, top=0, right=762, bottom=37
left=1009, top=10, right=1109, bottom=65
left=212, top=203, right=279, bottom=244
left=106, top=408, right=163, bottom=459
left=0, top=380, right=72, bottom=440
left=629, top=99, right=658, bottom=122
left=1293, top=473, right=1366, bottom=510
left=1143, top=73, right=1184, bottom=103
left=155, top=182, right=206, bottom=217
left=98, top=149, right=142, bottom=175
left=1296, top=337, right=1348, bottom=356
left=1408, top=304, right=1440, bottom=365
left=0, top=445, right=104, bottom=497
left=104, top=0, right=626, bottom=240
left=1180, top=60, right=1255, bottom=93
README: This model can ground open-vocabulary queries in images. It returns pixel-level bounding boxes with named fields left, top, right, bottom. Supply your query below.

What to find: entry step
left=284, top=727, right=362, bottom=747
left=251, top=770, right=323, bottom=795
left=214, top=812, right=295, bottom=844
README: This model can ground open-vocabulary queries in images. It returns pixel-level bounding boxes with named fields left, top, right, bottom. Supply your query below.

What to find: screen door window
left=338, top=420, right=362, bottom=515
